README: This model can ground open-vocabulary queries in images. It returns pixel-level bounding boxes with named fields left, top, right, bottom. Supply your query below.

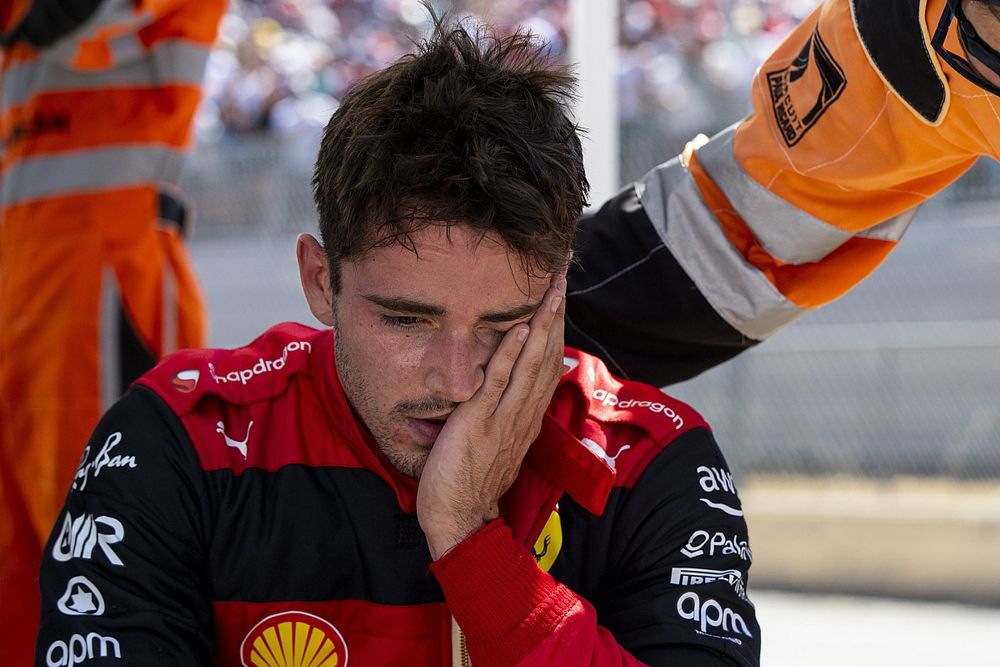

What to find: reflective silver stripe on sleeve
left=857, top=208, right=916, bottom=241
left=1, top=145, right=186, bottom=206
left=637, top=156, right=805, bottom=341
left=695, top=124, right=853, bottom=264
left=100, top=266, right=121, bottom=412
left=2, top=39, right=211, bottom=111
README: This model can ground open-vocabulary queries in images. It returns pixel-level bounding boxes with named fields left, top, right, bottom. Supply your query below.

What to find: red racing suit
left=566, top=0, right=1000, bottom=386
left=37, top=322, right=760, bottom=666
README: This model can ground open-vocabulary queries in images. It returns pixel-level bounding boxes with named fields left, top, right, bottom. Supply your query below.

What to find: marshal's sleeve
left=36, top=386, right=214, bottom=666
left=567, top=0, right=987, bottom=388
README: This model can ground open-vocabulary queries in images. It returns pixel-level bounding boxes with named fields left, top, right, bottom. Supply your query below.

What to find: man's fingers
left=496, top=269, right=567, bottom=416
left=471, top=323, right=530, bottom=414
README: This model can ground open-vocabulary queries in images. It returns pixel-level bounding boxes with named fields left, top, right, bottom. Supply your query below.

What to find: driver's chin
left=380, top=428, right=432, bottom=479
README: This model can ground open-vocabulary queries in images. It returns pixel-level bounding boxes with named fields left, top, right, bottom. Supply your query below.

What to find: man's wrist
left=425, top=516, right=487, bottom=559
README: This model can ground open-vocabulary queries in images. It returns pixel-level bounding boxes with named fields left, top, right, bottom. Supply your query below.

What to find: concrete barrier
left=741, top=476, right=1000, bottom=605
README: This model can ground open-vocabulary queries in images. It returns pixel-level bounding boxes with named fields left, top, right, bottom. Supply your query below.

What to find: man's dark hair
left=312, top=9, right=588, bottom=291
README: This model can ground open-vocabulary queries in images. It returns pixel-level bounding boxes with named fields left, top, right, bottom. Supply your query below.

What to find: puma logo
left=216, top=420, right=253, bottom=459
left=581, top=438, right=631, bottom=471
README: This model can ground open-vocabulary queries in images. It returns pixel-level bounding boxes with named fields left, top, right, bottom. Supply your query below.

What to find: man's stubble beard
left=332, top=315, right=430, bottom=480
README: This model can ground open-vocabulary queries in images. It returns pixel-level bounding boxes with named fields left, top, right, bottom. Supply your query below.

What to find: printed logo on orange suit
left=241, top=611, right=349, bottom=667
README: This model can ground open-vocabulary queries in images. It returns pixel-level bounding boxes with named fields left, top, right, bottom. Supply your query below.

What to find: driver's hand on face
left=416, top=266, right=568, bottom=559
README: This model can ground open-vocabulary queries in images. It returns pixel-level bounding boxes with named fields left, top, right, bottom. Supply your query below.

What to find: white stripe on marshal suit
left=637, top=155, right=805, bottom=341
left=100, top=266, right=122, bottom=412
left=27, top=0, right=153, bottom=67
left=1, top=145, right=186, bottom=207
left=857, top=207, right=917, bottom=241
left=2, top=38, right=211, bottom=111
left=694, top=124, right=855, bottom=264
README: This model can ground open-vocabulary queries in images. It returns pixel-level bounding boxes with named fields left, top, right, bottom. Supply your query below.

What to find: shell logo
left=241, top=611, right=349, bottom=667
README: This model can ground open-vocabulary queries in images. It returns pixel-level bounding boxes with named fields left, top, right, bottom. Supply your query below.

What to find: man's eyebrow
left=363, top=293, right=540, bottom=322
left=479, top=302, right=540, bottom=323
left=363, top=294, right=444, bottom=316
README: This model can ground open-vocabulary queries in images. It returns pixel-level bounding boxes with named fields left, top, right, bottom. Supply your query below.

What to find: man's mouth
left=407, top=414, right=451, bottom=443
left=420, top=414, right=450, bottom=425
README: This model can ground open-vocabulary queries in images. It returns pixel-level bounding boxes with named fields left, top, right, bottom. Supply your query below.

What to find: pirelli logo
left=766, top=27, right=846, bottom=146
left=670, top=566, right=749, bottom=602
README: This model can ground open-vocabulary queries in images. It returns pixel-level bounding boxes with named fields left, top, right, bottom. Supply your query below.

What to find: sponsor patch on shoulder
left=766, top=27, right=846, bottom=146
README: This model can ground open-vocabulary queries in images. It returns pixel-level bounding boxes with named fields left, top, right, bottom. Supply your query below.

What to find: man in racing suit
left=564, top=0, right=1000, bottom=387
left=36, top=14, right=760, bottom=666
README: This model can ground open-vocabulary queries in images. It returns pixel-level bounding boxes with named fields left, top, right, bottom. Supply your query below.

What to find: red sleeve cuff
left=429, top=519, right=581, bottom=666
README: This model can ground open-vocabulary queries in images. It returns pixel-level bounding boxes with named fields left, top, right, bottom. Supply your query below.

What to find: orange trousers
left=0, top=186, right=207, bottom=663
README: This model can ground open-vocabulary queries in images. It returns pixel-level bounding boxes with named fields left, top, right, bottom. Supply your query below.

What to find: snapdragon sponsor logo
left=591, top=389, right=684, bottom=430
left=73, top=432, right=136, bottom=492
left=208, top=340, right=313, bottom=385
left=53, top=513, right=125, bottom=566
left=171, top=369, right=200, bottom=393
left=46, top=633, right=121, bottom=666
left=670, top=567, right=749, bottom=602
left=681, top=529, right=752, bottom=563
left=676, top=591, right=753, bottom=640
left=562, top=355, right=580, bottom=374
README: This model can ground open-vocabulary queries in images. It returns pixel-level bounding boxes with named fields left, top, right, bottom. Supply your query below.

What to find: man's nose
left=424, top=331, right=487, bottom=403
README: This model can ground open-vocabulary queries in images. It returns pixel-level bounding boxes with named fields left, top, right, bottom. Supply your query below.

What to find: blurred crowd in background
left=196, top=0, right=818, bottom=176
left=197, top=0, right=567, bottom=142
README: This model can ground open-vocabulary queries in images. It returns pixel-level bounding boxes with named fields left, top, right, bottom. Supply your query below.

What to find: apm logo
left=766, top=27, right=846, bottom=146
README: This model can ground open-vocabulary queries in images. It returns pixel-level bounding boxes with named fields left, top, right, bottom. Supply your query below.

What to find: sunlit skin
left=298, top=225, right=568, bottom=557
left=963, top=0, right=1000, bottom=89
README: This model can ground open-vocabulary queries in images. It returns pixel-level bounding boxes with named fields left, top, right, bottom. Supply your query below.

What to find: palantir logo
left=52, top=513, right=125, bottom=566
left=680, top=529, right=752, bottom=562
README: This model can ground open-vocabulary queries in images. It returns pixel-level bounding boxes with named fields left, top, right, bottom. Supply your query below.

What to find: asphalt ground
left=754, top=590, right=1000, bottom=666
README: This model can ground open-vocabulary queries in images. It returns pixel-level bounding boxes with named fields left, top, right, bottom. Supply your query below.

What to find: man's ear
left=296, top=234, right=335, bottom=326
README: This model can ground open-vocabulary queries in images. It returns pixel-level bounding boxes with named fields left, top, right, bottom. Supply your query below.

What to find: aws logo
left=531, top=509, right=563, bottom=572
left=241, top=611, right=348, bottom=667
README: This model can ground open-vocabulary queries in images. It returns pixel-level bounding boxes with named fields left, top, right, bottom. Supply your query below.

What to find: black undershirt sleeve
left=567, top=186, right=760, bottom=387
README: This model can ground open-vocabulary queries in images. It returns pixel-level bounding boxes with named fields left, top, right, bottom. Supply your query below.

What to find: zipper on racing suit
left=451, top=615, right=471, bottom=667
